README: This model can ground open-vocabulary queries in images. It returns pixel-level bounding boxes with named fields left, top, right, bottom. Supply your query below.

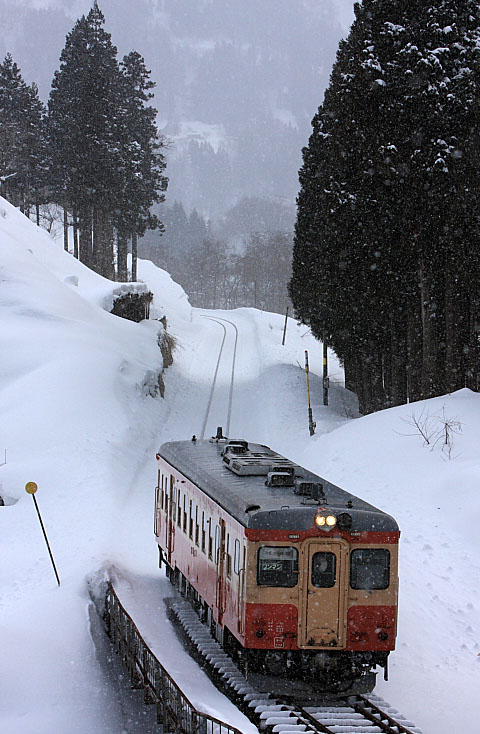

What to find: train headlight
left=315, top=513, right=337, bottom=530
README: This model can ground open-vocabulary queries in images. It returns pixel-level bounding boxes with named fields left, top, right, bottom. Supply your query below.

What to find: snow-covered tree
left=116, top=50, right=167, bottom=281
left=0, top=53, right=47, bottom=215
left=290, top=0, right=480, bottom=412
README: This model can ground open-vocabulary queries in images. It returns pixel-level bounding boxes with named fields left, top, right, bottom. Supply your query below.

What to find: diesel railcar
left=154, top=434, right=399, bottom=694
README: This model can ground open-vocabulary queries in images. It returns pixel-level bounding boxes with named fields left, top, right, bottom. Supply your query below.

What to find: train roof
left=157, top=438, right=399, bottom=534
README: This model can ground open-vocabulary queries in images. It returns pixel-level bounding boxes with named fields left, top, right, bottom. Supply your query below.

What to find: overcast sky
left=2, top=0, right=355, bottom=30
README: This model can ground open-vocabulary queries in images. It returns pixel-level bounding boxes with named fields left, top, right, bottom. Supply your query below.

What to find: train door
left=166, top=475, right=176, bottom=565
left=215, top=519, right=227, bottom=624
left=300, top=540, right=347, bottom=648
left=235, top=540, right=247, bottom=635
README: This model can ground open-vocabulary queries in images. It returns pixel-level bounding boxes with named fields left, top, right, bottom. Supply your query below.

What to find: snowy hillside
left=0, top=199, right=478, bottom=734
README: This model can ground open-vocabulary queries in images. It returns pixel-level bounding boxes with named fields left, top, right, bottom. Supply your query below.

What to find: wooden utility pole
left=323, top=333, right=329, bottom=406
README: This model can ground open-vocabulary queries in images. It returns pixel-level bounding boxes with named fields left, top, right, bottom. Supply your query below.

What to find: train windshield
left=311, top=551, right=336, bottom=588
left=257, top=546, right=298, bottom=587
left=350, top=548, right=390, bottom=590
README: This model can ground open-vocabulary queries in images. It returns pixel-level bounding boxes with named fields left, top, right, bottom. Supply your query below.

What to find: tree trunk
left=117, top=229, right=128, bottom=282
left=73, top=213, right=79, bottom=259
left=419, top=265, right=441, bottom=399
left=131, top=231, right=138, bottom=281
left=93, top=211, right=115, bottom=279
left=63, top=207, right=69, bottom=252
left=390, top=321, right=408, bottom=406
left=78, top=208, right=93, bottom=268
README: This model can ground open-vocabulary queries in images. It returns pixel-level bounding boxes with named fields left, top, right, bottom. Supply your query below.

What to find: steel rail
left=200, top=318, right=227, bottom=439
left=201, top=316, right=239, bottom=438
left=169, top=593, right=423, bottom=734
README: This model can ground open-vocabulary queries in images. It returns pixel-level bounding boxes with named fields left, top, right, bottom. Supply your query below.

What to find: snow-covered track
left=200, top=316, right=239, bottom=438
left=169, top=595, right=423, bottom=734
left=102, top=583, right=245, bottom=734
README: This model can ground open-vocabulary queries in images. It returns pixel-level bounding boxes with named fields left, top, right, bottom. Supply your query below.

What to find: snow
left=173, top=121, right=228, bottom=155
left=0, top=198, right=478, bottom=733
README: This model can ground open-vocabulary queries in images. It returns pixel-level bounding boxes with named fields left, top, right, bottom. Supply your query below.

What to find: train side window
left=350, top=548, right=390, bottom=590
left=177, top=491, right=182, bottom=527
left=189, top=500, right=194, bottom=540
left=201, top=512, right=207, bottom=553
left=171, top=485, right=176, bottom=521
left=208, top=519, right=213, bottom=560
left=195, top=506, right=200, bottom=546
left=257, top=546, right=298, bottom=587
left=215, top=525, right=221, bottom=564
left=234, top=539, right=241, bottom=574
left=226, top=534, right=232, bottom=577
left=311, top=552, right=336, bottom=588
left=183, top=496, right=187, bottom=533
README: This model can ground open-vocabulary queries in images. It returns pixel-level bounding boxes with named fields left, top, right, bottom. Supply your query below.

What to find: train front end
left=243, top=502, right=399, bottom=694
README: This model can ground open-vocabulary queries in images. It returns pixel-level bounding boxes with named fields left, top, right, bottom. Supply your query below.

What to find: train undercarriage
left=166, top=562, right=385, bottom=699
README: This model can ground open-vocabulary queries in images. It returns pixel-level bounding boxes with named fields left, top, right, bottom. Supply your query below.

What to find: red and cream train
left=154, top=433, right=399, bottom=694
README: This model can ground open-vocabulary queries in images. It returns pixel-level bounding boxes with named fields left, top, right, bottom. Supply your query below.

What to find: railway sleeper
left=168, top=580, right=423, bottom=734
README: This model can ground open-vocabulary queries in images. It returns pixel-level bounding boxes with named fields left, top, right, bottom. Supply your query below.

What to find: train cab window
left=350, top=548, right=390, bottom=590
left=257, top=546, right=298, bottom=587
left=311, top=552, right=336, bottom=588
left=234, top=539, right=241, bottom=574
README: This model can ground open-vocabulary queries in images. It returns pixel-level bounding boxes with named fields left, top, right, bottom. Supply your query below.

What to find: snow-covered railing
left=105, top=583, right=244, bottom=734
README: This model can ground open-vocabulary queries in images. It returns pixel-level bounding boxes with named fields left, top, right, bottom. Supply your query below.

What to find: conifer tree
left=290, top=0, right=480, bottom=412
left=0, top=53, right=47, bottom=214
left=116, top=50, right=167, bottom=281
left=48, top=2, right=124, bottom=275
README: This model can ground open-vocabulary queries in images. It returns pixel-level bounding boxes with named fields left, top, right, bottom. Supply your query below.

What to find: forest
left=0, top=1, right=167, bottom=282
left=290, top=0, right=480, bottom=413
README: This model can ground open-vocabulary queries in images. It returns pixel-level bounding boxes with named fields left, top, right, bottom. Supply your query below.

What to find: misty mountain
left=0, top=0, right=353, bottom=220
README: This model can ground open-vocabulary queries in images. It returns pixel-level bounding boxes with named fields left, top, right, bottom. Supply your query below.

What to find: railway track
left=200, top=315, right=239, bottom=439
left=169, top=595, right=423, bottom=734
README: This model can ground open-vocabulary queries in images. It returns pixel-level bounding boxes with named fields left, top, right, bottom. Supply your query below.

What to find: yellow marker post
left=304, top=350, right=316, bottom=436
left=25, top=482, right=60, bottom=586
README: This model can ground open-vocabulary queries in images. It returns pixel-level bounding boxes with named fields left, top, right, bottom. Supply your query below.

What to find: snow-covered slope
left=0, top=199, right=478, bottom=734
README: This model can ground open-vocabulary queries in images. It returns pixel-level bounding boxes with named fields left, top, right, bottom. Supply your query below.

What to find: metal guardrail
left=104, top=583, right=245, bottom=734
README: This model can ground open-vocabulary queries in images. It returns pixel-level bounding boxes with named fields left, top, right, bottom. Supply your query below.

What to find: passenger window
left=215, top=525, right=221, bottom=564
left=195, top=506, right=200, bottom=546
left=257, top=546, right=298, bottom=587
left=201, top=512, right=206, bottom=553
left=234, top=539, right=241, bottom=574
left=226, top=534, right=232, bottom=577
left=208, top=519, right=213, bottom=560
left=312, top=552, right=336, bottom=588
left=189, top=500, right=194, bottom=539
left=350, top=548, right=390, bottom=590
